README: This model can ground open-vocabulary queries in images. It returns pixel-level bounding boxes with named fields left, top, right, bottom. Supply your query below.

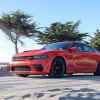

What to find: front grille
left=14, top=66, right=31, bottom=71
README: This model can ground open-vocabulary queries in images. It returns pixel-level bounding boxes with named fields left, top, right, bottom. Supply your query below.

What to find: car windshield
left=41, top=42, right=71, bottom=50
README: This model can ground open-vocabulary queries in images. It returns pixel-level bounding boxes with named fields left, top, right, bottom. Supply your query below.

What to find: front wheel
left=49, top=58, right=66, bottom=78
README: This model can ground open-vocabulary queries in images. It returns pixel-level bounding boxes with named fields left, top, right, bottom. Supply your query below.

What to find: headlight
left=27, top=55, right=48, bottom=60
left=33, top=55, right=48, bottom=59
left=13, top=56, right=25, bottom=61
left=13, top=55, right=48, bottom=61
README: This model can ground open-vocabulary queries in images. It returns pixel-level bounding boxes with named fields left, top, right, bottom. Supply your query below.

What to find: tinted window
left=82, top=45, right=97, bottom=52
left=41, top=42, right=70, bottom=50
left=73, top=43, right=84, bottom=51
left=73, top=43, right=97, bottom=52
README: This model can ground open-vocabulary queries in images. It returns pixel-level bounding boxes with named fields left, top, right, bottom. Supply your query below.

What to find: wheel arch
left=50, top=56, right=67, bottom=74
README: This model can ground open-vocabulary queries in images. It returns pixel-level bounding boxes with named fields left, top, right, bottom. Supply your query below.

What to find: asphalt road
left=0, top=75, right=100, bottom=100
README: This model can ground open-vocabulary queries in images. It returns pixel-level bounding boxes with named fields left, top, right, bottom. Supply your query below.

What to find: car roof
left=48, top=41, right=84, bottom=45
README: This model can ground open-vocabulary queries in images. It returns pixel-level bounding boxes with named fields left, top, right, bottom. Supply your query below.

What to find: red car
left=10, top=41, right=100, bottom=78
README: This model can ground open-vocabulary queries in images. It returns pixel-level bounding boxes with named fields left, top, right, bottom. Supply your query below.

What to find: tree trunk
left=15, top=36, right=18, bottom=53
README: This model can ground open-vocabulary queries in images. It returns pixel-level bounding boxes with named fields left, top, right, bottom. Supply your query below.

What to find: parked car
left=10, top=41, right=100, bottom=78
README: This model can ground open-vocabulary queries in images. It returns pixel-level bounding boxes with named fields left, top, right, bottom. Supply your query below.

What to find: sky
left=0, top=0, right=100, bottom=62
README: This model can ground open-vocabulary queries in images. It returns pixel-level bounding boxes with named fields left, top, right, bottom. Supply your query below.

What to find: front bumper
left=10, top=59, right=50, bottom=75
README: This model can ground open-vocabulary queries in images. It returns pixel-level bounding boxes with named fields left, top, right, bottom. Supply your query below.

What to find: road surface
left=0, top=75, right=100, bottom=100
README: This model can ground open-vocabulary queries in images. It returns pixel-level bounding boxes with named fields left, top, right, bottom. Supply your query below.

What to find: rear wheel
left=49, top=58, right=66, bottom=78
left=94, top=63, right=100, bottom=76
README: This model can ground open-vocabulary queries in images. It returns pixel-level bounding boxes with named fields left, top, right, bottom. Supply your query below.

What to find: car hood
left=15, top=50, right=50, bottom=57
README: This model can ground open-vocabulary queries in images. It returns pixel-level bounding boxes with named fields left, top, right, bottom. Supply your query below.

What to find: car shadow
left=28, top=74, right=100, bottom=82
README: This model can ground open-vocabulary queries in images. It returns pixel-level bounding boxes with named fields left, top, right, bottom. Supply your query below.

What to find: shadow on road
left=0, top=75, right=100, bottom=100
left=29, top=83, right=100, bottom=100
left=28, top=74, right=100, bottom=82
left=27, top=75, right=100, bottom=100
left=58, top=88, right=100, bottom=100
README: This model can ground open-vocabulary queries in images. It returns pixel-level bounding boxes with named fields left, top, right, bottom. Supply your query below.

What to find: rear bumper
left=10, top=59, right=50, bottom=75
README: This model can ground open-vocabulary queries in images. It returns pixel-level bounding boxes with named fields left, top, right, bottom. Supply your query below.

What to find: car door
left=73, top=43, right=97, bottom=73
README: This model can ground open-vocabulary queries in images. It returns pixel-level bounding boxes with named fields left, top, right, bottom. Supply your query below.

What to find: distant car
left=10, top=41, right=100, bottom=78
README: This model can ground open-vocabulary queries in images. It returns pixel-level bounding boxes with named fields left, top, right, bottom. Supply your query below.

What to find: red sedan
left=10, top=41, right=100, bottom=78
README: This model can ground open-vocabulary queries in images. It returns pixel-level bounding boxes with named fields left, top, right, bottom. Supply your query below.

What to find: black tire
left=17, top=74, right=29, bottom=77
left=94, top=63, right=100, bottom=76
left=49, top=57, right=66, bottom=78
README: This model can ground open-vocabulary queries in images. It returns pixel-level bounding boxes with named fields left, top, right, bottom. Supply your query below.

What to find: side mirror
left=67, top=47, right=77, bottom=53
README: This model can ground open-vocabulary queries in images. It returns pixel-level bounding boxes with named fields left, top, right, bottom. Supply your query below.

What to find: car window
left=73, top=43, right=84, bottom=51
left=73, top=43, right=97, bottom=52
left=82, top=45, right=97, bottom=52
left=41, top=42, right=71, bottom=50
